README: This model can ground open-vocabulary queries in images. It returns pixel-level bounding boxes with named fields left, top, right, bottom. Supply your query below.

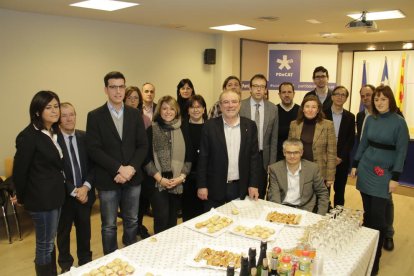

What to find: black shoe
left=383, top=237, right=394, bottom=251
left=139, top=225, right=151, bottom=239
left=61, top=268, right=70, bottom=274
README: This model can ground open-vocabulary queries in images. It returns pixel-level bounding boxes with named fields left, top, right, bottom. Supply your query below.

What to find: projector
left=348, top=20, right=377, bottom=29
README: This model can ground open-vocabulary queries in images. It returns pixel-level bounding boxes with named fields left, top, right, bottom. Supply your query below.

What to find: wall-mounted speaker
left=204, top=48, right=216, bottom=65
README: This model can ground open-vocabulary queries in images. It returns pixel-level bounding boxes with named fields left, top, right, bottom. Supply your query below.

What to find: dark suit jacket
left=325, top=109, right=355, bottom=163
left=86, top=103, right=148, bottom=191
left=268, top=159, right=329, bottom=215
left=58, top=130, right=96, bottom=206
left=197, top=116, right=261, bottom=201
left=13, top=124, right=65, bottom=211
left=305, top=89, right=333, bottom=112
left=356, top=110, right=366, bottom=142
left=239, top=97, right=278, bottom=169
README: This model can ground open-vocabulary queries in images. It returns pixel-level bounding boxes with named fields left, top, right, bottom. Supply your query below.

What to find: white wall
left=0, top=9, right=239, bottom=176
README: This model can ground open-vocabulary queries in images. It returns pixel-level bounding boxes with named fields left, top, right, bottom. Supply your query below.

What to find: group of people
left=12, top=66, right=408, bottom=276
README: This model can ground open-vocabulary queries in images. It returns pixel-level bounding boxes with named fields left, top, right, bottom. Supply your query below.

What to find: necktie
left=255, top=103, right=261, bottom=131
left=69, top=136, right=82, bottom=187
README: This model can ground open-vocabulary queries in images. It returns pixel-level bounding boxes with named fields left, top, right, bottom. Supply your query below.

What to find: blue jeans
left=99, top=185, right=141, bottom=255
left=29, top=208, right=61, bottom=265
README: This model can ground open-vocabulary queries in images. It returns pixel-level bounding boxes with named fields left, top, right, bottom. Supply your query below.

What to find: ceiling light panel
left=209, top=24, right=255, bottom=32
left=347, top=10, right=405, bottom=21
left=70, top=0, right=139, bottom=11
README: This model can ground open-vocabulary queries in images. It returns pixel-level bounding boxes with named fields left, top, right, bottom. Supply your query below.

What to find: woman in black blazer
left=13, top=91, right=65, bottom=276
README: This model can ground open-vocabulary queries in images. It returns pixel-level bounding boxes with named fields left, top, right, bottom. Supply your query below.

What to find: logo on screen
left=268, top=50, right=301, bottom=89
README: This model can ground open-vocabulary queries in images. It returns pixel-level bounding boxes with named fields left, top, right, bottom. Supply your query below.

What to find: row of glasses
left=303, top=206, right=364, bottom=258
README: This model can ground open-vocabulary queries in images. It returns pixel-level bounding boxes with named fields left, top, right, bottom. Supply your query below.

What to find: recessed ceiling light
left=347, top=10, right=405, bottom=21
left=403, top=42, right=413, bottom=49
left=307, top=19, right=322, bottom=24
left=209, top=24, right=255, bottom=32
left=70, top=0, right=139, bottom=11
left=367, top=45, right=376, bottom=51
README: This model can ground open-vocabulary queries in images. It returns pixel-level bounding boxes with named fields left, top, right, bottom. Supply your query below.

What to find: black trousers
left=57, top=197, right=92, bottom=270
left=203, top=181, right=240, bottom=212
left=138, top=174, right=153, bottom=227
left=333, top=160, right=349, bottom=207
left=361, top=192, right=388, bottom=273
left=182, top=172, right=204, bottom=221
left=150, top=189, right=181, bottom=234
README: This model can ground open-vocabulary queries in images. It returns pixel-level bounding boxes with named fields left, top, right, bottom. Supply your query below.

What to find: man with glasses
left=240, top=74, right=278, bottom=199
left=197, top=89, right=260, bottom=211
left=268, top=138, right=329, bottom=215
left=305, top=66, right=333, bottom=111
left=86, top=71, right=148, bottom=255
left=325, top=86, right=355, bottom=207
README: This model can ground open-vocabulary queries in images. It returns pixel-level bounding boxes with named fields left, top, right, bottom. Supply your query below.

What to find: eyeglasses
left=108, top=85, right=126, bottom=90
left=284, top=151, right=301, bottom=156
left=252, top=84, right=266, bottom=89
left=127, top=96, right=139, bottom=100
left=333, top=93, right=347, bottom=98
left=314, top=75, right=327, bottom=80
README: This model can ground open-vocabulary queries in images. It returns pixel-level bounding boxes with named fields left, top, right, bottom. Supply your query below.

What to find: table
left=68, top=199, right=379, bottom=276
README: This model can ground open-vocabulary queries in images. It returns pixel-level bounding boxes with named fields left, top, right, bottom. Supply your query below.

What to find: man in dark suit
left=304, top=66, right=332, bottom=112
left=57, top=102, right=95, bottom=273
left=137, top=82, right=157, bottom=238
left=268, top=138, right=329, bottom=215
left=240, top=74, right=278, bottom=198
left=197, top=89, right=260, bottom=211
left=325, top=86, right=355, bottom=207
left=86, top=71, right=148, bottom=255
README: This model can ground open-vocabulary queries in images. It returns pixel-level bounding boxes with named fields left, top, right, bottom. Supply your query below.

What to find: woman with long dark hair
left=289, top=95, right=336, bottom=193
left=351, top=85, right=409, bottom=275
left=13, top=91, right=65, bottom=275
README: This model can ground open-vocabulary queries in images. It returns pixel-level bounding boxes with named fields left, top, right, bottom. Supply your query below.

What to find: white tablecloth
left=69, top=199, right=379, bottom=276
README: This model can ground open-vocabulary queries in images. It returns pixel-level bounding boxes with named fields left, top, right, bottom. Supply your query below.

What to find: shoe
left=61, top=268, right=70, bottom=274
left=139, top=225, right=151, bottom=239
left=35, top=263, right=52, bottom=276
left=383, top=237, right=394, bottom=251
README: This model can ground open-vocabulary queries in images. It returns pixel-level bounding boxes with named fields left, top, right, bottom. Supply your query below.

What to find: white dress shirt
left=283, top=162, right=302, bottom=206
left=223, top=116, right=241, bottom=181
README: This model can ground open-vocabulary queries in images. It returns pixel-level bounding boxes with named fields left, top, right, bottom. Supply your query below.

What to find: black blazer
left=86, top=103, right=148, bottom=191
left=58, top=130, right=96, bottom=206
left=325, top=109, right=355, bottom=163
left=356, top=111, right=366, bottom=142
left=197, top=116, right=261, bottom=201
left=12, top=124, right=65, bottom=211
left=305, top=89, right=333, bottom=113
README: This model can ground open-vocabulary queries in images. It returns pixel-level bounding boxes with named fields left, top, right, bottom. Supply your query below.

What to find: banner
left=395, top=52, right=406, bottom=111
left=360, top=60, right=367, bottom=111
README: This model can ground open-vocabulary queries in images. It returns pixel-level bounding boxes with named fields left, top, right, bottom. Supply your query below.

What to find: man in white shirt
left=267, top=138, right=329, bottom=215
left=197, top=90, right=260, bottom=211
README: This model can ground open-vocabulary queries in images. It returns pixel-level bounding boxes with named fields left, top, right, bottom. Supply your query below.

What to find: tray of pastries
left=184, top=209, right=234, bottom=237
left=229, top=218, right=284, bottom=241
left=186, top=246, right=242, bottom=272
left=261, top=207, right=307, bottom=227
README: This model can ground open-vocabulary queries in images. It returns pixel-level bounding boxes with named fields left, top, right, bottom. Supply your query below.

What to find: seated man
left=267, top=138, right=329, bottom=215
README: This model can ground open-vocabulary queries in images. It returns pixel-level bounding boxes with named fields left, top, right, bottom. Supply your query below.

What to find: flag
left=359, top=60, right=367, bottom=111
left=381, top=57, right=389, bottom=85
left=395, top=52, right=406, bottom=111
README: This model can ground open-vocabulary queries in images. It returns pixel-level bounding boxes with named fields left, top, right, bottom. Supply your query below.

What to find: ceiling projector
left=348, top=20, right=377, bottom=29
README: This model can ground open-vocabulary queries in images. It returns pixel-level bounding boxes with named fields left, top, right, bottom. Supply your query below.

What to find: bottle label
left=299, top=262, right=311, bottom=272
